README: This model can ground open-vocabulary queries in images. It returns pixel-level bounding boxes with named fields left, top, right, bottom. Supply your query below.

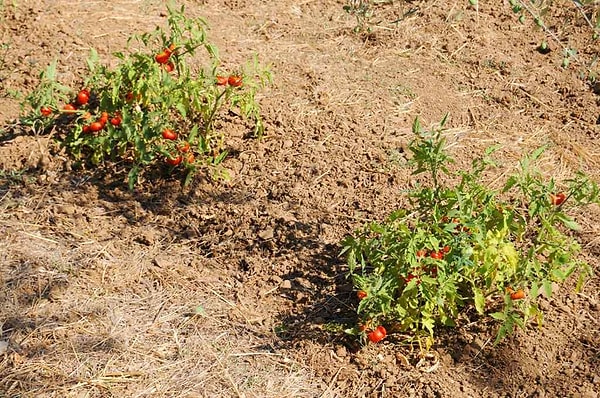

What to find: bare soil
left=1, top=1, right=599, bottom=397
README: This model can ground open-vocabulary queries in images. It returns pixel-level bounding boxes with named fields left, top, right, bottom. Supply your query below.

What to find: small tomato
left=40, top=106, right=52, bottom=116
left=89, top=121, right=104, bottom=132
left=178, top=142, right=190, bottom=153
left=228, top=75, right=243, bottom=87
left=416, top=249, right=427, bottom=258
left=216, top=75, right=228, bottom=86
left=110, top=116, right=122, bottom=126
left=357, top=290, right=367, bottom=300
left=76, top=90, right=90, bottom=106
left=368, top=326, right=387, bottom=343
left=162, top=128, right=178, bottom=140
left=63, top=104, right=77, bottom=113
left=443, top=245, right=450, bottom=253
left=154, top=51, right=170, bottom=64
left=550, top=192, right=566, bottom=206
left=430, top=251, right=444, bottom=260
left=166, top=155, right=182, bottom=166
left=163, top=61, right=175, bottom=73
left=510, top=289, right=526, bottom=300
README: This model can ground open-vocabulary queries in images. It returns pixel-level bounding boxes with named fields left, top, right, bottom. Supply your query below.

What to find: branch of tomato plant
left=204, top=88, right=228, bottom=137
left=511, top=0, right=582, bottom=66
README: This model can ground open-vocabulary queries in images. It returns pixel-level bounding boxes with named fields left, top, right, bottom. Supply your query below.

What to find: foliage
left=342, top=116, right=599, bottom=344
left=20, top=2, right=271, bottom=189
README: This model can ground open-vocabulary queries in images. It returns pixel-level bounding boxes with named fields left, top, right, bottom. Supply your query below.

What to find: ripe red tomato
left=228, top=75, right=243, bottom=87
left=82, top=124, right=91, bottom=134
left=163, top=61, right=175, bottom=73
left=178, top=142, right=190, bottom=153
left=110, top=116, right=122, bottom=126
left=510, top=289, right=525, bottom=300
left=99, top=112, right=109, bottom=126
left=216, top=75, right=228, bottom=86
left=162, top=128, right=178, bottom=140
left=63, top=104, right=77, bottom=113
left=357, top=290, right=367, bottom=300
left=550, top=192, right=566, bottom=206
left=430, top=251, right=444, bottom=260
left=368, top=326, right=387, bottom=343
left=166, top=155, right=182, bottom=166
left=76, top=90, right=90, bottom=105
left=416, top=249, right=427, bottom=258
left=40, top=106, right=52, bottom=116
left=404, top=273, right=420, bottom=284
left=443, top=245, right=450, bottom=253
left=155, top=51, right=170, bottom=64
left=89, top=121, right=103, bottom=132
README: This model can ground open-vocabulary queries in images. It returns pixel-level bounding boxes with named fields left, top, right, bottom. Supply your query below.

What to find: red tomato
left=228, top=75, right=243, bottom=87
left=178, top=142, right=190, bottom=153
left=510, top=289, right=525, bottom=300
left=550, top=192, right=566, bottom=206
left=40, top=106, right=52, bottom=116
left=163, top=61, right=175, bottom=73
left=416, top=249, right=427, bottom=258
left=430, top=251, right=444, bottom=260
left=166, top=155, right=182, bottom=166
left=63, top=104, right=77, bottom=113
left=357, top=290, right=367, bottom=300
left=216, top=75, right=228, bottom=86
left=89, top=121, right=103, bottom=132
left=154, top=51, right=170, bottom=64
left=99, top=112, right=109, bottom=126
left=443, top=245, right=450, bottom=253
left=162, top=128, right=178, bottom=140
left=76, top=90, right=90, bottom=105
left=368, top=326, right=387, bottom=343
left=186, top=153, right=195, bottom=164
left=82, top=124, right=91, bottom=134
left=110, top=116, right=122, bottom=126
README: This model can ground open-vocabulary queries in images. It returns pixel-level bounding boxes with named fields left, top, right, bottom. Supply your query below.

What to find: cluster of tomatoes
left=216, top=74, right=243, bottom=88
left=40, top=89, right=122, bottom=135
left=154, top=44, right=177, bottom=73
left=355, top=292, right=388, bottom=343
left=161, top=128, right=194, bottom=166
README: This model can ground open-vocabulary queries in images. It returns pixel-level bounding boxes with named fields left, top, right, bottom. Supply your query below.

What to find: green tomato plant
left=20, top=2, right=271, bottom=189
left=342, top=115, right=598, bottom=345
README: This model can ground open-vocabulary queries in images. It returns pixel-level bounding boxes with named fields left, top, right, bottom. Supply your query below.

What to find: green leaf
left=473, top=287, right=485, bottom=314
left=490, top=312, right=506, bottom=321
left=555, top=213, right=581, bottom=231
left=542, top=280, right=553, bottom=298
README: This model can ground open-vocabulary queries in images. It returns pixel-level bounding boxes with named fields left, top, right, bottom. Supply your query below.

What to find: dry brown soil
left=1, top=1, right=600, bottom=397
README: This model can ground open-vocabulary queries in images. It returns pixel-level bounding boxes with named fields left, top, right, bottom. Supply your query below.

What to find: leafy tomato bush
left=20, top=3, right=271, bottom=189
left=342, top=116, right=599, bottom=344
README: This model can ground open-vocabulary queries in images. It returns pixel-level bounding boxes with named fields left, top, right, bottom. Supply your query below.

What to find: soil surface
left=1, top=1, right=600, bottom=397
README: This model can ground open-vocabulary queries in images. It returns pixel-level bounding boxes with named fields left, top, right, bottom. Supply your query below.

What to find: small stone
left=335, top=346, right=347, bottom=358
left=57, top=204, right=76, bottom=215
left=280, top=280, right=292, bottom=289
left=258, top=227, right=274, bottom=240
left=0, top=341, right=8, bottom=355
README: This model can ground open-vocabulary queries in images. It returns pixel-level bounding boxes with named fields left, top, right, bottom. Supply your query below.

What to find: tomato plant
left=20, top=3, right=271, bottom=189
left=342, top=115, right=599, bottom=345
